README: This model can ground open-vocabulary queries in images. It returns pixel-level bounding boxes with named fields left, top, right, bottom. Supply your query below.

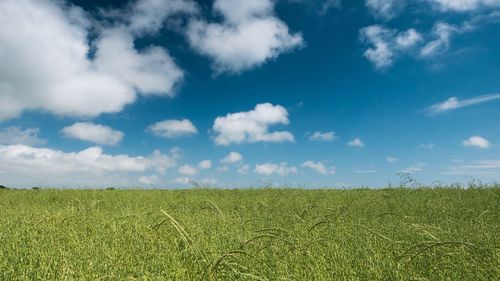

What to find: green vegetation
left=0, top=187, right=499, bottom=280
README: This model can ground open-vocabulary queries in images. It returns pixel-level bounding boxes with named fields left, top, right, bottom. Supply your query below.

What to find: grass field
left=0, top=187, right=499, bottom=280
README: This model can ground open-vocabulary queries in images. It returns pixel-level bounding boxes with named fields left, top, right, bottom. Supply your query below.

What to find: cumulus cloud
left=0, top=0, right=188, bottom=122
left=463, top=135, right=490, bottom=149
left=186, top=0, right=304, bottom=73
left=348, top=138, right=365, bottom=147
left=221, top=152, right=243, bottom=164
left=309, top=131, right=337, bottom=141
left=0, top=144, right=178, bottom=187
left=178, top=164, right=198, bottom=176
left=360, top=25, right=423, bottom=69
left=61, top=122, right=124, bottom=145
left=212, top=103, right=294, bottom=145
left=0, top=127, right=47, bottom=146
left=148, top=119, right=198, bottom=138
left=93, top=28, right=184, bottom=96
left=198, top=159, right=212, bottom=169
left=426, top=93, right=500, bottom=115
left=254, top=162, right=298, bottom=176
left=301, top=161, right=336, bottom=175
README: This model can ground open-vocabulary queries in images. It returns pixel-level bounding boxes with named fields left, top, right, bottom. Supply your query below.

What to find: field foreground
left=0, top=188, right=499, bottom=280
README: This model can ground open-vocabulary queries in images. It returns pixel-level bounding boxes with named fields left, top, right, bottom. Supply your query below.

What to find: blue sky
left=1, top=0, right=500, bottom=188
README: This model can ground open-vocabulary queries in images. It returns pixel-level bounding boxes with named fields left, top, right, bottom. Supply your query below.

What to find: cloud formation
left=360, top=25, right=423, bottom=69
left=198, top=160, right=212, bottom=169
left=0, top=0, right=188, bottom=122
left=365, top=0, right=403, bottom=19
left=254, top=162, right=298, bottom=176
left=426, top=93, right=500, bottom=115
left=148, top=119, right=198, bottom=138
left=186, top=0, right=303, bottom=73
left=348, top=138, right=365, bottom=147
left=302, top=161, right=336, bottom=175
left=0, top=144, right=178, bottom=187
left=0, top=127, right=47, bottom=146
left=178, top=164, right=198, bottom=176
left=463, top=135, right=490, bottom=149
left=61, top=122, right=124, bottom=145
left=212, top=103, right=294, bottom=145
left=429, top=0, right=500, bottom=11
left=309, top=131, right=337, bottom=141
left=221, top=152, right=243, bottom=164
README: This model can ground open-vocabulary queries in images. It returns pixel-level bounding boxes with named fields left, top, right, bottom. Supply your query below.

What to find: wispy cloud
left=426, top=93, right=500, bottom=115
left=308, top=131, right=337, bottom=141
left=418, top=143, right=435, bottom=149
left=400, top=162, right=427, bottom=173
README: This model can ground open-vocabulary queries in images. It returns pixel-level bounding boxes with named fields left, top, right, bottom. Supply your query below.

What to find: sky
left=1, top=0, right=500, bottom=188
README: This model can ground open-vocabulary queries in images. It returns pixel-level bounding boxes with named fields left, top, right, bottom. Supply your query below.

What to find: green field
left=0, top=187, right=499, bottom=280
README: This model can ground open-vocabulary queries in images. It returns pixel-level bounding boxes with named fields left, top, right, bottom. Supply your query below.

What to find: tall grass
left=0, top=187, right=499, bottom=280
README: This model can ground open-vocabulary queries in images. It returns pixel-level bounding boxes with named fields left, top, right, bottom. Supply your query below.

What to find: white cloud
left=138, top=175, right=160, bottom=185
left=186, top=0, right=304, bottom=73
left=221, top=152, right=243, bottom=164
left=401, top=162, right=427, bottom=173
left=319, top=0, right=342, bottom=15
left=124, top=0, right=199, bottom=34
left=212, top=103, right=294, bottom=145
left=0, top=127, right=47, bottom=146
left=178, top=164, right=198, bottom=176
left=426, top=93, right=500, bottom=115
left=198, top=159, right=212, bottom=169
left=175, top=177, right=191, bottom=185
left=196, top=177, right=218, bottom=186
left=420, top=22, right=459, bottom=58
left=61, top=122, right=124, bottom=145
left=0, top=0, right=186, bottom=121
left=301, top=161, right=336, bottom=175
left=0, top=144, right=178, bottom=187
left=237, top=164, right=250, bottom=175
left=309, top=131, right=337, bottom=141
left=360, top=25, right=423, bottom=69
left=148, top=119, right=198, bottom=138
left=348, top=138, right=365, bottom=147
left=429, top=0, right=500, bottom=11
left=255, top=162, right=298, bottom=176
left=386, top=156, right=399, bottom=163
left=463, top=135, right=490, bottom=149
left=365, top=0, right=403, bottom=19
left=94, top=28, right=184, bottom=96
